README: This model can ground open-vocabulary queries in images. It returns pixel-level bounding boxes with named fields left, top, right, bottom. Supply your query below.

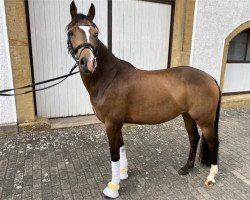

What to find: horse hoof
left=178, top=167, right=189, bottom=175
left=204, top=179, right=215, bottom=187
left=103, top=182, right=120, bottom=199
left=120, top=173, right=128, bottom=180
left=103, top=187, right=119, bottom=199
left=120, top=168, right=128, bottom=180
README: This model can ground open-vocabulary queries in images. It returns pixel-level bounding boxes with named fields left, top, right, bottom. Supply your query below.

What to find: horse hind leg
left=119, top=134, right=128, bottom=180
left=178, top=113, right=200, bottom=175
left=198, top=124, right=219, bottom=187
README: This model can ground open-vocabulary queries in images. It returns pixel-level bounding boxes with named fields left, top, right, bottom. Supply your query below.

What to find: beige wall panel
left=5, top=0, right=35, bottom=123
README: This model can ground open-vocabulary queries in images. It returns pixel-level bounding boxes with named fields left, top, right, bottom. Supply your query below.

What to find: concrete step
left=50, top=115, right=101, bottom=129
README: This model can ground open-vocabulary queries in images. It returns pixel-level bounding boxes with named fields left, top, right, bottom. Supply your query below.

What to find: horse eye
left=94, top=32, right=98, bottom=38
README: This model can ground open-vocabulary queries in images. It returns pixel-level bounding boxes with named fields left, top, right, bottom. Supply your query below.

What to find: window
left=227, top=29, right=250, bottom=62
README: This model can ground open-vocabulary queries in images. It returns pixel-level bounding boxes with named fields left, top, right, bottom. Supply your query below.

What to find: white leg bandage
left=120, top=146, right=128, bottom=180
left=103, top=161, right=120, bottom=198
left=207, top=164, right=218, bottom=183
left=111, top=161, right=120, bottom=184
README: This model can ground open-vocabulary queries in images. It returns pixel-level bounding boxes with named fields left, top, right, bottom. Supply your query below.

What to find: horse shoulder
left=92, top=72, right=130, bottom=123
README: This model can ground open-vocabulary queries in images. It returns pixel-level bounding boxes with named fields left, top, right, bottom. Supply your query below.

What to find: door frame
left=22, top=0, right=199, bottom=120
left=25, top=0, right=38, bottom=116
left=25, top=0, right=176, bottom=118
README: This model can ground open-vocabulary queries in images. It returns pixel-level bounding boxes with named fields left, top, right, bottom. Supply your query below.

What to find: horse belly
left=126, top=98, right=181, bottom=124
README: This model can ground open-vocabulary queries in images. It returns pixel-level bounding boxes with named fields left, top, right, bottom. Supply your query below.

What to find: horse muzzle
left=79, top=57, right=97, bottom=73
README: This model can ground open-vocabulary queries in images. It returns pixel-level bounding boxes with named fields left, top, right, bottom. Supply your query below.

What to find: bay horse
left=67, top=1, right=221, bottom=198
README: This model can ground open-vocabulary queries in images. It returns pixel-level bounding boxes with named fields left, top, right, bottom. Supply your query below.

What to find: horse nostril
left=80, top=57, right=86, bottom=66
left=79, top=57, right=90, bottom=73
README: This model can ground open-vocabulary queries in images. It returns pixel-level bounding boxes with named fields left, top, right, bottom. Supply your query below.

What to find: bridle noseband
left=67, top=30, right=98, bottom=64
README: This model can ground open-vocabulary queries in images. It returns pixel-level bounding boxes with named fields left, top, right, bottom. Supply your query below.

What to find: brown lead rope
left=0, top=63, right=79, bottom=96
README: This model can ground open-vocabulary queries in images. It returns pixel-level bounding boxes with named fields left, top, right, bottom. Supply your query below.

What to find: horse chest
left=91, top=94, right=123, bottom=123
left=91, top=98, right=110, bottom=123
left=92, top=106, right=105, bottom=123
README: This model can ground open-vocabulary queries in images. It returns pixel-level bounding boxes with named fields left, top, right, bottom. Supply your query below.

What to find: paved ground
left=0, top=107, right=250, bottom=200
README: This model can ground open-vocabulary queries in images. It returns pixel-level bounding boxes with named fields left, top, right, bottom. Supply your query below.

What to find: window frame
left=227, top=29, right=250, bottom=63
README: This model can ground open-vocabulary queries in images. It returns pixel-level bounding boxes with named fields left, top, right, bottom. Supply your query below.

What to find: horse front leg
left=103, top=122, right=123, bottom=199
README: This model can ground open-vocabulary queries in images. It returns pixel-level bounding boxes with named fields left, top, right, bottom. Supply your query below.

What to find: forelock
left=66, top=14, right=98, bottom=31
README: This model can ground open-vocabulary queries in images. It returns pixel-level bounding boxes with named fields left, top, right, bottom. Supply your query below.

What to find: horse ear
left=70, top=1, right=77, bottom=19
left=87, top=3, right=95, bottom=21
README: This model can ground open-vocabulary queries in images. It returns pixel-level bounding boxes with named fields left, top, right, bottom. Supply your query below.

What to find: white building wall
left=190, top=0, right=250, bottom=82
left=0, top=1, right=17, bottom=126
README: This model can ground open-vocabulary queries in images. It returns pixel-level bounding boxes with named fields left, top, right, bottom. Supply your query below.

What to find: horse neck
left=80, top=40, right=119, bottom=96
left=96, top=41, right=118, bottom=73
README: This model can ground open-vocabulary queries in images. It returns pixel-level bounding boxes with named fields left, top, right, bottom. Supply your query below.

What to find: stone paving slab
left=0, top=107, right=250, bottom=200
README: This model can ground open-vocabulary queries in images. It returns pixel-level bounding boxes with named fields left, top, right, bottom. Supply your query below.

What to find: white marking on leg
left=207, top=164, right=218, bottom=183
left=79, top=25, right=90, bottom=43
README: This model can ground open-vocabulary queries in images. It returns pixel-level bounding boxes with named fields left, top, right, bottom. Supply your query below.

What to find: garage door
left=28, top=0, right=108, bottom=118
left=28, top=0, right=172, bottom=118
left=112, top=0, right=172, bottom=70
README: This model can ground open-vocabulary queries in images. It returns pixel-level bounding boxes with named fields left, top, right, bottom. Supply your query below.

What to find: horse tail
left=199, top=79, right=221, bottom=166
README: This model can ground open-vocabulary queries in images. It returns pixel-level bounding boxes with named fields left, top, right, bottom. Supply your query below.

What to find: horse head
left=66, top=1, right=99, bottom=74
